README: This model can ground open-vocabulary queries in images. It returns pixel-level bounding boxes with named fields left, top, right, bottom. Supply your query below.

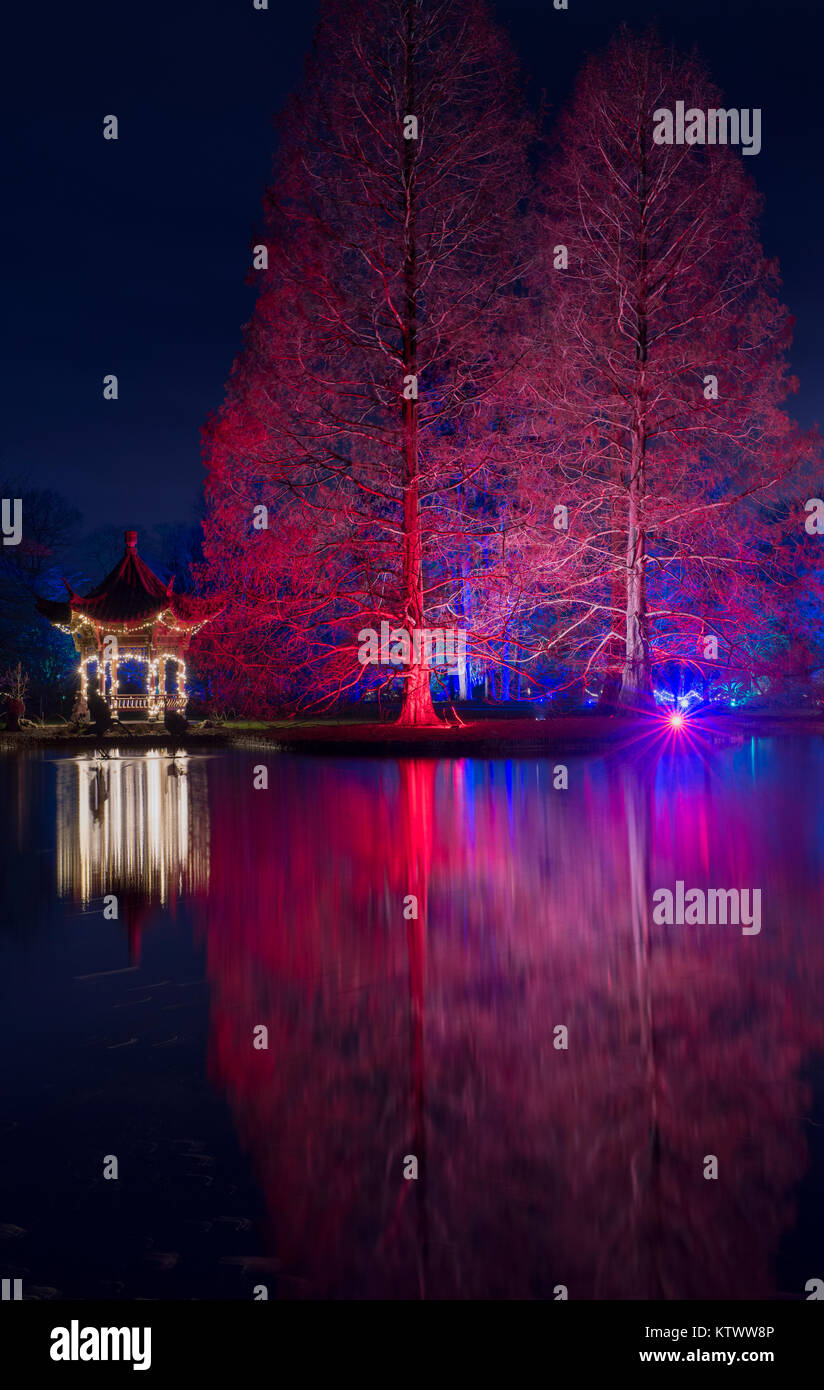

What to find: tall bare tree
left=528, top=30, right=814, bottom=706
left=200, top=0, right=532, bottom=722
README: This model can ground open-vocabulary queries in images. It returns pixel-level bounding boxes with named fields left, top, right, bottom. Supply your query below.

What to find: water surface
left=1, top=737, right=822, bottom=1299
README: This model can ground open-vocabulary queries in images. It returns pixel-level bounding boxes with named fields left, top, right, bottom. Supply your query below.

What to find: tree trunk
left=619, top=126, right=655, bottom=711
left=599, top=471, right=626, bottom=710
left=5, top=697, right=24, bottom=732
left=457, top=500, right=470, bottom=701
left=621, top=473, right=654, bottom=707
left=457, top=648, right=469, bottom=702
left=397, top=0, right=437, bottom=727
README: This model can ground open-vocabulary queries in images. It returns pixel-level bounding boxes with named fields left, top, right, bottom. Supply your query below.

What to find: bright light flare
left=668, top=711, right=686, bottom=731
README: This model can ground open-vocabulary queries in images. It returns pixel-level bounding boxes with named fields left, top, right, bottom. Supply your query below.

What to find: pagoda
left=36, top=530, right=217, bottom=718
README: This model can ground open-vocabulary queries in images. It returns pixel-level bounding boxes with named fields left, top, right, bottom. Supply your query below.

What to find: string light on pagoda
left=147, top=656, right=161, bottom=719
left=37, top=530, right=218, bottom=722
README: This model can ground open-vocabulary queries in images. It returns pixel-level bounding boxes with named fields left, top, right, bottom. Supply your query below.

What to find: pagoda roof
left=77, top=530, right=172, bottom=623
left=36, top=530, right=219, bottom=630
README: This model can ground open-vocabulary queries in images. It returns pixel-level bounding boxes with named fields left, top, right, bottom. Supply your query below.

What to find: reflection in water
left=193, top=745, right=824, bottom=1299
left=56, top=751, right=209, bottom=958
left=11, top=742, right=824, bottom=1297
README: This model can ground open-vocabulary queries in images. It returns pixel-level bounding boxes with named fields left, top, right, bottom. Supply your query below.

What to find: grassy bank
left=4, top=708, right=822, bottom=757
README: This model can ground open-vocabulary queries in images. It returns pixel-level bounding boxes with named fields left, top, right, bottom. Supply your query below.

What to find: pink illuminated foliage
left=197, top=0, right=536, bottom=721
left=520, top=29, right=821, bottom=706
left=194, top=22, right=823, bottom=716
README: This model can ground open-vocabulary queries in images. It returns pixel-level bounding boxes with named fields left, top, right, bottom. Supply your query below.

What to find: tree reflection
left=190, top=748, right=824, bottom=1298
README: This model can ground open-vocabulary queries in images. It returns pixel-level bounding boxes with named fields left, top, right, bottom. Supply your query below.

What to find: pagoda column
left=149, top=647, right=163, bottom=718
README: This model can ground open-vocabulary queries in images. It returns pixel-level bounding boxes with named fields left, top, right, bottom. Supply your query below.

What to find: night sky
left=5, top=0, right=823, bottom=534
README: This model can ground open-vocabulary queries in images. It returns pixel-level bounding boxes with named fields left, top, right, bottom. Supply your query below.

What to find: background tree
left=0, top=480, right=82, bottom=717
left=526, top=29, right=816, bottom=707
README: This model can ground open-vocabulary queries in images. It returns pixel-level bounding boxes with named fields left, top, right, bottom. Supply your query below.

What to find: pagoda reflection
left=56, top=751, right=210, bottom=957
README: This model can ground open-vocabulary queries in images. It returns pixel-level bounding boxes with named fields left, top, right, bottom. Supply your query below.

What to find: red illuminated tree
left=526, top=30, right=815, bottom=706
left=199, top=0, right=533, bottom=722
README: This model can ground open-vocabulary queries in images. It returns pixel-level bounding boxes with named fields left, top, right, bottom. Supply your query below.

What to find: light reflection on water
left=1, top=738, right=822, bottom=1299
left=56, top=751, right=209, bottom=909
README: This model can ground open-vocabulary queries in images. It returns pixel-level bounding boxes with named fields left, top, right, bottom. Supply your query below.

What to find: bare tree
left=200, top=0, right=533, bottom=722
left=527, top=30, right=815, bottom=706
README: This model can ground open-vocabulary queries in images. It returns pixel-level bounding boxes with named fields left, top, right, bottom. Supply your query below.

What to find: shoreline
left=2, top=709, right=823, bottom=757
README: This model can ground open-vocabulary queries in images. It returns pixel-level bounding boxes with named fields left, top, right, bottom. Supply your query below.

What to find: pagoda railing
left=111, top=694, right=187, bottom=714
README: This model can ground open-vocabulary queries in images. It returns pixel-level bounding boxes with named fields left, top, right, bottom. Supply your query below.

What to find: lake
left=1, top=736, right=822, bottom=1299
